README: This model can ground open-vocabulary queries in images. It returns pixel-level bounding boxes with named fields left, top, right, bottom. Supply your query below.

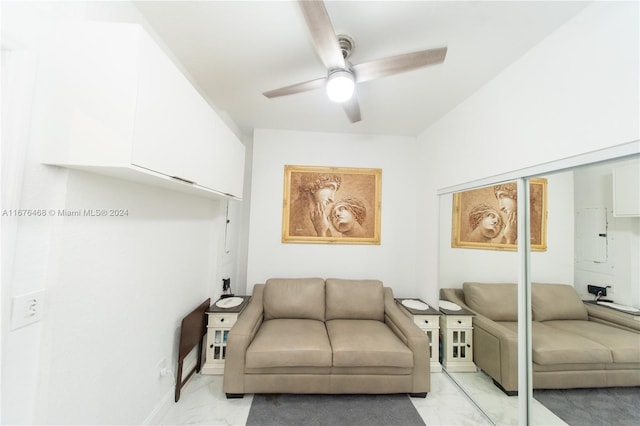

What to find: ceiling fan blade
left=263, top=77, right=327, bottom=98
left=353, top=47, right=447, bottom=83
left=342, top=95, right=361, bottom=123
left=299, top=0, right=345, bottom=70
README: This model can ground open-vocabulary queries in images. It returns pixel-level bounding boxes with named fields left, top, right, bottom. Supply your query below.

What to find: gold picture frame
left=282, top=165, right=382, bottom=244
left=452, top=178, right=547, bottom=251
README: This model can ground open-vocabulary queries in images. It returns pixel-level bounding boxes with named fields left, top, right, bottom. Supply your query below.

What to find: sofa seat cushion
left=605, top=362, right=640, bottom=370
left=246, top=319, right=332, bottom=370
left=533, top=362, right=607, bottom=372
left=326, top=319, right=413, bottom=368
left=532, top=322, right=612, bottom=365
left=543, top=320, right=640, bottom=363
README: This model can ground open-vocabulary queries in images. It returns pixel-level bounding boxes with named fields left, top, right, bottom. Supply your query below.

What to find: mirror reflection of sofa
left=223, top=278, right=430, bottom=398
left=440, top=282, right=640, bottom=395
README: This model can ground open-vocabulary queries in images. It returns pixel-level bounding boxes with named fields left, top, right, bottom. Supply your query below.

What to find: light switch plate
left=11, top=290, right=45, bottom=330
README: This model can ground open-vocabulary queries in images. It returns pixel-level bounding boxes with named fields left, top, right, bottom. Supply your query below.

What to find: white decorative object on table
left=439, top=300, right=462, bottom=311
left=402, top=299, right=430, bottom=310
left=215, top=297, right=244, bottom=309
left=596, top=301, right=640, bottom=313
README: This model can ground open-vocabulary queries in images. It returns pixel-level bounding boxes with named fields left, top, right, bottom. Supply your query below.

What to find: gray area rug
left=533, top=387, right=640, bottom=426
left=246, top=394, right=425, bottom=426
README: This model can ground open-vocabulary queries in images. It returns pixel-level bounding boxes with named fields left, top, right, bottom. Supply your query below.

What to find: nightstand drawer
left=413, top=316, right=439, bottom=328
left=208, top=314, right=237, bottom=327
left=443, top=316, right=472, bottom=328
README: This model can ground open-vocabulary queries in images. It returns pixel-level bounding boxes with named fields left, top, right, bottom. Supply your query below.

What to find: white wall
left=416, top=1, right=639, bottom=303
left=246, top=129, right=418, bottom=297
left=573, top=157, right=640, bottom=306
left=1, top=2, right=241, bottom=424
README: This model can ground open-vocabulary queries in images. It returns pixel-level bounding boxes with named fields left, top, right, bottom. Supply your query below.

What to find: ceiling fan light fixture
left=326, top=69, right=355, bottom=103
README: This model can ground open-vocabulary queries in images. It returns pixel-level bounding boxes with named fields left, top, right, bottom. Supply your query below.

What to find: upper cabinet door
left=613, top=160, right=640, bottom=217
left=129, top=26, right=245, bottom=197
left=42, top=22, right=141, bottom=167
left=131, top=29, right=214, bottom=185
left=208, top=114, right=246, bottom=197
left=44, top=22, right=245, bottom=200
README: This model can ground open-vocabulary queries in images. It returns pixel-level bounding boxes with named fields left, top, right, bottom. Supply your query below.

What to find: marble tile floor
left=447, top=371, right=567, bottom=426
left=160, top=372, right=495, bottom=425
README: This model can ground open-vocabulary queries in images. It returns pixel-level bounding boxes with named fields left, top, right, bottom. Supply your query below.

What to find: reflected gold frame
left=452, top=178, right=547, bottom=251
left=282, top=165, right=382, bottom=244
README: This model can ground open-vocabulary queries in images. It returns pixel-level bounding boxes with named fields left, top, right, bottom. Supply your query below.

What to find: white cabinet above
left=613, top=159, right=640, bottom=217
left=41, top=22, right=244, bottom=200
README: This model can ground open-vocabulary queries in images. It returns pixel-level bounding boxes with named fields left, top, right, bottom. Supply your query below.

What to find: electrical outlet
left=11, top=290, right=45, bottom=330
left=587, top=285, right=608, bottom=297
left=156, top=357, right=167, bottom=377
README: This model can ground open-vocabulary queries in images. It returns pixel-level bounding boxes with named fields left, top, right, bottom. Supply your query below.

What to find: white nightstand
left=396, top=298, right=442, bottom=372
left=201, top=296, right=250, bottom=375
left=439, top=307, right=476, bottom=372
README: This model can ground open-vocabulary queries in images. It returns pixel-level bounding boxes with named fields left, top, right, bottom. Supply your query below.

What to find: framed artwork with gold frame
left=452, top=178, right=547, bottom=251
left=282, top=165, right=382, bottom=244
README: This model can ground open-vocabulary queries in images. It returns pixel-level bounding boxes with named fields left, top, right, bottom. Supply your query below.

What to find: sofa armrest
left=383, top=288, right=430, bottom=393
left=383, top=289, right=428, bottom=344
left=472, top=315, right=518, bottom=340
left=440, top=288, right=519, bottom=391
left=472, top=315, right=519, bottom=391
left=585, top=303, right=640, bottom=333
left=223, top=284, right=265, bottom=394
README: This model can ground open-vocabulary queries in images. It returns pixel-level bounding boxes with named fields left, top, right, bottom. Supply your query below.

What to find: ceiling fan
left=263, top=0, right=448, bottom=123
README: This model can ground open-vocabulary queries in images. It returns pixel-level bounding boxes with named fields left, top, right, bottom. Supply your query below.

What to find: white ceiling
left=133, top=1, right=589, bottom=137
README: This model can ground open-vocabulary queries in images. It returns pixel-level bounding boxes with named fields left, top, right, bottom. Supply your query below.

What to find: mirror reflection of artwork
left=282, top=165, right=381, bottom=244
left=452, top=178, right=547, bottom=251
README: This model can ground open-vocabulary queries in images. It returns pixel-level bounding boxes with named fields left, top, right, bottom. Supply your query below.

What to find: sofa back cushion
left=263, top=278, right=325, bottom=321
left=325, top=279, right=384, bottom=321
left=532, top=283, right=588, bottom=321
left=463, top=282, right=518, bottom=321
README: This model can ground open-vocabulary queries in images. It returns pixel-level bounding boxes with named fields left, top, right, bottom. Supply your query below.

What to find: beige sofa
left=223, top=278, right=430, bottom=398
left=440, top=282, right=640, bottom=395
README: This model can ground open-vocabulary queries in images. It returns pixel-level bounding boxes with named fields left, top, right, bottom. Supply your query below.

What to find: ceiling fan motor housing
left=337, top=34, right=355, bottom=59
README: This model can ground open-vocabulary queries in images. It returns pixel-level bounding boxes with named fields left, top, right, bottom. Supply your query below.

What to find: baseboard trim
left=143, top=357, right=198, bottom=424
left=142, top=387, right=174, bottom=425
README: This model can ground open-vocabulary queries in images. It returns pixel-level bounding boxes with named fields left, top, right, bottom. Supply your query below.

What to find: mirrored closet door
left=437, top=144, right=639, bottom=425
left=529, top=155, right=640, bottom=425
left=438, top=186, right=522, bottom=425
